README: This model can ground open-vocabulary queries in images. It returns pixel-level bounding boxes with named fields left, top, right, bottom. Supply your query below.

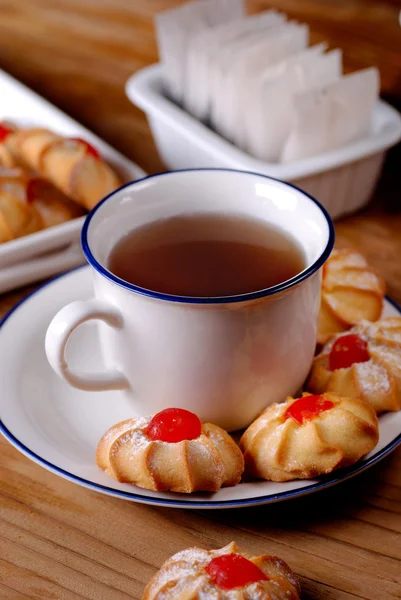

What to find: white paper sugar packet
left=240, top=43, right=329, bottom=152
left=184, top=9, right=287, bottom=120
left=155, top=0, right=244, bottom=103
left=209, top=25, right=296, bottom=133
left=208, top=22, right=305, bottom=131
left=212, top=22, right=309, bottom=142
left=244, top=47, right=342, bottom=161
left=280, top=67, right=379, bottom=162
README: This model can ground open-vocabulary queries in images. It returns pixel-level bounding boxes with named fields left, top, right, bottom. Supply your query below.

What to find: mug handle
left=45, top=299, right=129, bottom=391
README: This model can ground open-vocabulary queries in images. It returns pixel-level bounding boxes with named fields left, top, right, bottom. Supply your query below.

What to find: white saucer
left=1, top=266, right=401, bottom=509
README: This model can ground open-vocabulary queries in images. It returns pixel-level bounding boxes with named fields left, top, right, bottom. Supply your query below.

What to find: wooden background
left=0, top=1, right=401, bottom=599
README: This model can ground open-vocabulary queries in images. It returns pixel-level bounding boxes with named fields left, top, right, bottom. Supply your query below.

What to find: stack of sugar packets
left=156, top=0, right=379, bottom=163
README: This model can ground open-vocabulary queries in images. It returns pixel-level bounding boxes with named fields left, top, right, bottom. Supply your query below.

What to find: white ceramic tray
left=126, top=64, right=401, bottom=220
left=0, top=68, right=146, bottom=289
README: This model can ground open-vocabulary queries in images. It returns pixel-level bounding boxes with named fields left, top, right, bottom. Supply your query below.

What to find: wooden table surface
left=1, top=1, right=401, bottom=598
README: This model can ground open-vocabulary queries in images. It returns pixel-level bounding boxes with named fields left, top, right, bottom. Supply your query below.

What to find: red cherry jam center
left=284, top=395, right=334, bottom=425
left=26, top=178, right=42, bottom=203
left=329, top=334, right=370, bottom=371
left=205, top=554, right=268, bottom=591
left=144, top=408, right=202, bottom=443
left=0, top=123, right=13, bottom=141
left=70, top=137, right=100, bottom=159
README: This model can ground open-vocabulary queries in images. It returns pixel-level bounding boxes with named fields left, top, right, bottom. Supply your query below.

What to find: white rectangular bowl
left=126, top=64, right=401, bottom=220
left=0, top=68, right=146, bottom=291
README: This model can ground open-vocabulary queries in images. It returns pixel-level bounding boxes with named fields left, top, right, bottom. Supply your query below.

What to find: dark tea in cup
left=108, top=213, right=305, bottom=297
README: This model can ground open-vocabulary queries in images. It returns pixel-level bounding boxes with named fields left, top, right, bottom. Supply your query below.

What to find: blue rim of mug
left=0, top=269, right=400, bottom=509
left=81, top=168, right=336, bottom=304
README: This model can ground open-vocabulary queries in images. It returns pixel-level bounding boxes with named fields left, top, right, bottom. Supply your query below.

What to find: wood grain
left=0, top=1, right=401, bottom=599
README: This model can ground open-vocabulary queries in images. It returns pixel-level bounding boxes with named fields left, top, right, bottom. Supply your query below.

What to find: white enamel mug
left=45, top=169, right=334, bottom=431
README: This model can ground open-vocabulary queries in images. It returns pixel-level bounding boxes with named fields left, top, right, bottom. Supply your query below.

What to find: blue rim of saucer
left=0, top=266, right=400, bottom=509
left=81, top=168, right=336, bottom=304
